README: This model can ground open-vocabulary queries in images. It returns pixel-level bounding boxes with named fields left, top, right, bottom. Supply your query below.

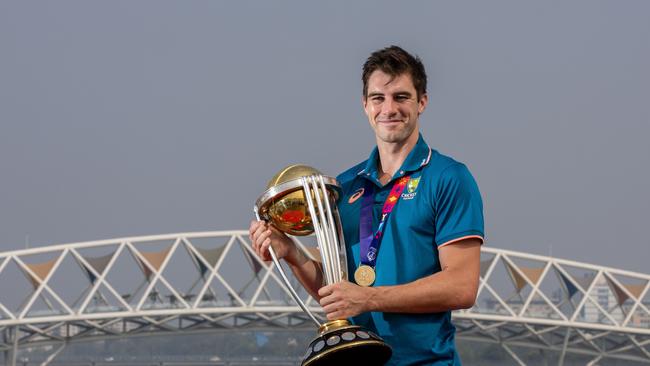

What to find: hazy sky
left=1, top=1, right=648, bottom=273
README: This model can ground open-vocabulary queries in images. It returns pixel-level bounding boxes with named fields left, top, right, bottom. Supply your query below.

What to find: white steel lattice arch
left=0, top=230, right=648, bottom=365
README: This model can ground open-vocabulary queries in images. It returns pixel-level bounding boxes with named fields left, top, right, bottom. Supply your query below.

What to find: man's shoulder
left=423, top=148, right=467, bottom=178
left=336, top=160, right=367, bottom=186
left=423, top=149, right=482, bottom=207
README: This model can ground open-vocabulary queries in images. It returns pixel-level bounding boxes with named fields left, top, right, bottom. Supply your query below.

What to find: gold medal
left=354, top=265, right=376, bottom=287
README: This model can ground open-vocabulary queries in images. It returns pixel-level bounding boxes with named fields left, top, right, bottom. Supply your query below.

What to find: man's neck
left=376, top=131, right=419, bottom=185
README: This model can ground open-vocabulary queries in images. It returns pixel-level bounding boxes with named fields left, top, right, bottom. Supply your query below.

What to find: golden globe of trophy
left=254, top=164, right=392, bottom=366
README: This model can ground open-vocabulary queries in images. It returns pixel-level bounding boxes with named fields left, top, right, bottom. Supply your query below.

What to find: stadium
left=1, top=230, right=648, bottom=365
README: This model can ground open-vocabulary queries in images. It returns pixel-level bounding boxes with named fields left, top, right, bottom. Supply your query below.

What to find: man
left=250, top=46, right=484, bottom=365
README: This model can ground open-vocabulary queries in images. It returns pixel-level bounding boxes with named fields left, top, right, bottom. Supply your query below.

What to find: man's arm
left=318, top=238, right=481, bottom=320
left=283, top=243, right=325, bottom=300
left=249, top=220, right=324, bottom=299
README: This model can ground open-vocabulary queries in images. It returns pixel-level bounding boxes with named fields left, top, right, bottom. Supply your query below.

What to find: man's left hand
left=318, top=281, right=375, bottom=320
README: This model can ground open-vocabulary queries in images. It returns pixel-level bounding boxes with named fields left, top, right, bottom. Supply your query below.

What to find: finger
left=318, top=285, right=333, bottom=298
left=252, top=223, right=268, bottom=246
left=251, top=223, right=263, bottom=243
left=250, top=231, right=258, bottom=250
left=249, top=220, right=263, bottom=236
left=249, top=219, right=259, bottom=231
left=260, top=238, right=272, bottom=257
left=327, top=311, right=343, bottom=321
left=254, top=237, right=265, bottom=256
left=321, top=302, right=340, bottom=314
left=256, top=229, right=271, bottom=248
left=261, top=238, right=273, bottom=261
left=252, top=232, right=264, bottom=255
left=248, top=221, right=260, bottom=242
left=319, top=293, right=338, bottom=307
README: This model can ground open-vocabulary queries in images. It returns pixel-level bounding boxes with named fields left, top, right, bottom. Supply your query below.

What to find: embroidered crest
left=407, top=177, right=421, bottom=194
left=402, top=177, right=421, bottom=200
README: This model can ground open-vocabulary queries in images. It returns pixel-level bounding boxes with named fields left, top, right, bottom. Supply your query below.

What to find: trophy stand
left=255, top=165, right=392, bottom=366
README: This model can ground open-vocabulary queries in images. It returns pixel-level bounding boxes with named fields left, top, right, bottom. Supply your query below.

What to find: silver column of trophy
left=254, top=164, right=391, bottom=366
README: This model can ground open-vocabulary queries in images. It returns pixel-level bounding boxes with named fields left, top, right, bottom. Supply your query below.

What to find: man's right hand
left=249, top=220, right=302, bottom=265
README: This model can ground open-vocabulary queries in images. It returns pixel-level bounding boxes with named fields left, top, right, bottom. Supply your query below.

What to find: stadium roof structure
left=0, top=231, right=649, bottom=365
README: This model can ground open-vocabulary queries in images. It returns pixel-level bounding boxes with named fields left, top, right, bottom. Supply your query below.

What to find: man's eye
left=371, top=97, right=384, bottom=103
left=395, top=95, right=408, bottom=101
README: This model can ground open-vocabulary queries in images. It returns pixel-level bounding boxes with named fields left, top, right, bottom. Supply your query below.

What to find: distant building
left=582, top=277, right=616, bottom=323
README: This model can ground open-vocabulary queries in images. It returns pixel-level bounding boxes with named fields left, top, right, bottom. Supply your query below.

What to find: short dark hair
left=362, top=45, right=427, bottom=100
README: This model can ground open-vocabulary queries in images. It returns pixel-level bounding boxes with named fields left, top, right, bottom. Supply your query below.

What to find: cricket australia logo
left=401, top=177, right=421, bottom=200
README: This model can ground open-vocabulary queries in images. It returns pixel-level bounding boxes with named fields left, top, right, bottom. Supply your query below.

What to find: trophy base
left=302, top=320, right=392, bottom=366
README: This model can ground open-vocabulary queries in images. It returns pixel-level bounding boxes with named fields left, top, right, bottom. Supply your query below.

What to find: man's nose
left=381, top=98, right=398, bottom=116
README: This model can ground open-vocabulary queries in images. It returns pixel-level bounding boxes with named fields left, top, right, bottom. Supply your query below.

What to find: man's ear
left=418, top=93, right=428, bottom=115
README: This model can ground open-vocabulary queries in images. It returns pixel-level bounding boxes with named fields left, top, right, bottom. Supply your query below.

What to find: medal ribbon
left=359, top=175, right=410, bottom=268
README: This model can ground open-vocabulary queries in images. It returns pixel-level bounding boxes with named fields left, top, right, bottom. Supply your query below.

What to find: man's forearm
left=365, top=240, right=481, bottom=314
left=285, top=246, right=324, bottom=300
left=318, top=239, right=481, bottom=320
left=366, top=267, right=478, bottom=314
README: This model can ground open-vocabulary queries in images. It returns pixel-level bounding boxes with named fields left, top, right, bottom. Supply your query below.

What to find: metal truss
left=455, top=247, right=650, bottom=364
left=0, top=231, right=648, bottom=365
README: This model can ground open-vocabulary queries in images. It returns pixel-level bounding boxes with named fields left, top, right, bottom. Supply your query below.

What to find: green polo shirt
left=336, top=134, right=484, bottom=365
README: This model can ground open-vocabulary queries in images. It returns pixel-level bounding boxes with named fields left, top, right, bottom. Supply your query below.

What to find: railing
left=0, top=231, right=648, bottom=365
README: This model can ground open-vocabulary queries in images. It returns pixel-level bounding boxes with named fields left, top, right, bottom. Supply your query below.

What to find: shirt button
left=399, top=170, right=404, bottom=175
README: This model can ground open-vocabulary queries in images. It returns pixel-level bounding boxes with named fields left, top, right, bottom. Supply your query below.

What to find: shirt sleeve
left=434, top=163, right=485, bottom=247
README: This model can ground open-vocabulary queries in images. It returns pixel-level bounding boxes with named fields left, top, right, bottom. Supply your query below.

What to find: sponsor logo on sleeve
left=348, top=188, right=364, bottom=204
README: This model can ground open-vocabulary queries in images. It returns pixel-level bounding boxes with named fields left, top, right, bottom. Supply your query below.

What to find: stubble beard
left=374, top=121, right=417, bottom=145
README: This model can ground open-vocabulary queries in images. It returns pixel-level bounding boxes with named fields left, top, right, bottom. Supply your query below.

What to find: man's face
left=363, top=70, right=428, bottom=145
